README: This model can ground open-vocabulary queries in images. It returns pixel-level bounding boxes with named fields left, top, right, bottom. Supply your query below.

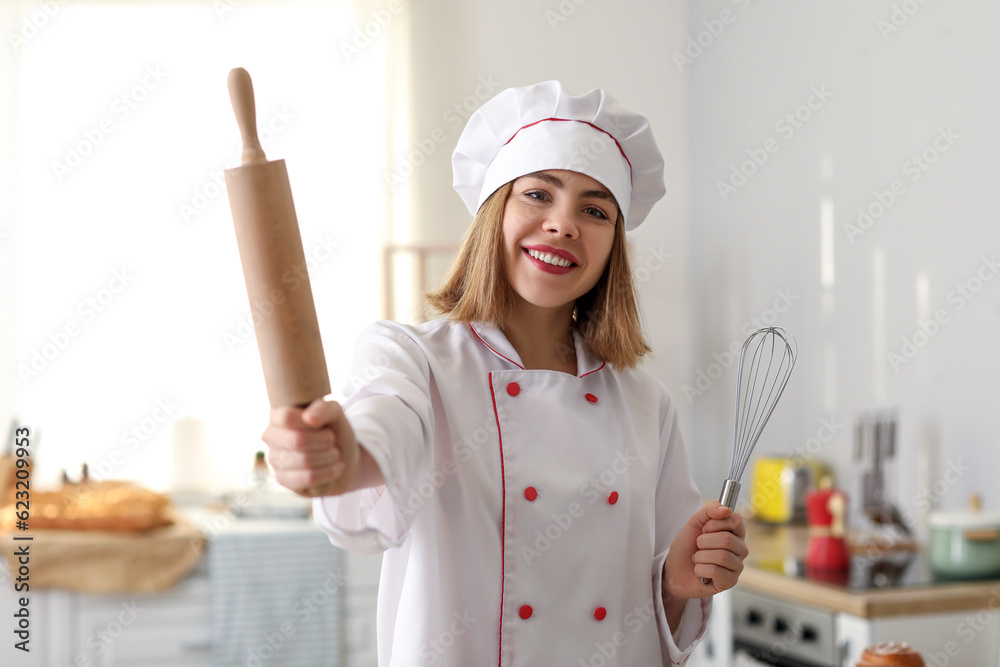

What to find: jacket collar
left=468, top=322, right=606, bottom=378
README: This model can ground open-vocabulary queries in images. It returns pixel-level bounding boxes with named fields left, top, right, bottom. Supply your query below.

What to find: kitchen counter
left=740, top=521, right=1000, bottom=618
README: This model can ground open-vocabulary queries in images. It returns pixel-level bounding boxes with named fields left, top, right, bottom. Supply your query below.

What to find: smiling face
left=502, top=169, right=619, bottom=314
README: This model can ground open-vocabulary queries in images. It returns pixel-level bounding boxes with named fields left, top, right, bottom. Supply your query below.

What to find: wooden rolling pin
left=224, top=68, right=330, bottom=407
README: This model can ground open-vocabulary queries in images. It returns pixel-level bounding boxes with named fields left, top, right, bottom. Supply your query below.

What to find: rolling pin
left=224, top=68, right=331, bottom=407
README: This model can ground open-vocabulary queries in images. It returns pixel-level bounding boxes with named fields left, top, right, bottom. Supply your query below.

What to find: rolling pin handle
left=227, top=67, right=267, bottom=166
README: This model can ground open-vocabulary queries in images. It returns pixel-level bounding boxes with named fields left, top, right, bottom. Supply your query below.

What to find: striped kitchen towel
left=209, top=521, right=344, bottom=667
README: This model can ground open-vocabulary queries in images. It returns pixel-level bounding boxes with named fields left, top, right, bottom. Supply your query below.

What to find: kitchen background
left=0, top=0, right=998, bottom=664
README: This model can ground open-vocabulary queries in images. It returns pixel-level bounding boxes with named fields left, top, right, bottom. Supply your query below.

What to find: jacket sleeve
left=650, top=386, right=713, bottom=665
left=312, top=321, right=435, bottom=554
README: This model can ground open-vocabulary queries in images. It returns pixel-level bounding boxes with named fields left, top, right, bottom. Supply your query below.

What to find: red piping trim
left=470, top=324, right=524, bottom=369
left=488, top=373, right=508, bottom=666
left=471, top=324, right=607, bottom=378
left=504, top=118, right=633, bottom=185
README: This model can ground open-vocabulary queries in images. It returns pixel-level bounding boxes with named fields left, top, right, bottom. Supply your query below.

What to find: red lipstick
left=522, top=245, right=579, bottom=265
left=522, top=247, right=577, bottom=275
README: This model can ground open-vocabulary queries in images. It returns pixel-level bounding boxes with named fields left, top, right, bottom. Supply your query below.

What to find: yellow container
left=750, top=457, right=825, bottom=523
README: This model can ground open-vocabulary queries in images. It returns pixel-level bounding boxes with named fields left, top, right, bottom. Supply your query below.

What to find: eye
left=524, top=190, right=550, bottom=202
left=583, top=205, right=610, bottom=221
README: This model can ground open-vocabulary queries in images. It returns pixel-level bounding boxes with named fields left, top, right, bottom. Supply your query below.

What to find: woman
left=263, top=80, right=747, bottom=666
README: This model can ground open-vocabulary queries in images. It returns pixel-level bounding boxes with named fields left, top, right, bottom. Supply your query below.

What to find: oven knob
left=773, top=617, right=789, bottom=633
left=746, top=609, right=764, bottom=626
left=801, top=625, right=818, bottom=642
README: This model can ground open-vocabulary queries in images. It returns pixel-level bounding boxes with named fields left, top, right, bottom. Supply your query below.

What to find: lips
left=522, top=247, right=577, bottom=275
left=522, top=244, right=579, bottom=266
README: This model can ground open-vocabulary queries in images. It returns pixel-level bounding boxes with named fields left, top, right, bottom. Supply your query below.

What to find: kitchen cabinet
left=0, top=516, right=383, bottom=667
left=726, top=585, right=1000, bottom=667
left=687, top=589, right=733, bottom=667
left=0, top=562, right=212, bottom=667
left=50, top=567, right=212, bottom=667
left=339, top=548, right=382, bottom=667
left=836, top=608, right=1000, bottom=667
left=722, top=522, right=1000, bottom=666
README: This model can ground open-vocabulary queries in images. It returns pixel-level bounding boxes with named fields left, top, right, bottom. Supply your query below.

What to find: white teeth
left=526, top=248, right=573, bottom=268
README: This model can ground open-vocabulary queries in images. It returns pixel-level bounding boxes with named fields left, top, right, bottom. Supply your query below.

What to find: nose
left=543, top=204, right=579, bottom=238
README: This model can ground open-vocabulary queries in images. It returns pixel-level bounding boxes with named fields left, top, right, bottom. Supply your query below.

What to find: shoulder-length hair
left=425, top=181, right=651, bottom=370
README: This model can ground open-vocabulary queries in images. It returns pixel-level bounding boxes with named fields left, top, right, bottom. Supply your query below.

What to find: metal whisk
left=718, top=327, right=797, bottom=508
left=702, top=327, right=797, bottom=584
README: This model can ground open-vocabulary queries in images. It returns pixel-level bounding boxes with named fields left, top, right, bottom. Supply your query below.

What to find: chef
left=263, top=80, right=748, bottom=666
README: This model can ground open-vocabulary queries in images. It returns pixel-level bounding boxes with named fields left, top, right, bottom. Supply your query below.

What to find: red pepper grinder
left=806, top=475, right=850, bottom=571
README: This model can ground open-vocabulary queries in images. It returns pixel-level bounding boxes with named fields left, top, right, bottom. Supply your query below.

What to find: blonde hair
left=425, top=182, right=651, bottom=370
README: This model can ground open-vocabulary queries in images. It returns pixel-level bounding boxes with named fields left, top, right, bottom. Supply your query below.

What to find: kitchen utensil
left=717, top=327, right=797, bottom=509
left=854, top=410, right=910, bottom=537
left=223, top=68, right=331, bottom=408
left=702, top=327, right=797, bottom=585
left=928, top=495, right=1000, bottom=580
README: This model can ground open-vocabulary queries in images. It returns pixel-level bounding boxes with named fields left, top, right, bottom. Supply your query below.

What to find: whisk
left=702, top=326, right=797, bottom=585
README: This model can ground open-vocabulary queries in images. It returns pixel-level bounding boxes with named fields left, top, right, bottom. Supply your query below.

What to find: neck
left=502, top=299, right=577, bottom=374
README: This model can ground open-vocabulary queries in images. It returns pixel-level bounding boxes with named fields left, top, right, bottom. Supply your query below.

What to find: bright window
left=10, top=2, right=391, bottom=491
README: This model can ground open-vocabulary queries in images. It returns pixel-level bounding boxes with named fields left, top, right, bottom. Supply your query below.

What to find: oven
left=731, top=588, right=842, bottom=667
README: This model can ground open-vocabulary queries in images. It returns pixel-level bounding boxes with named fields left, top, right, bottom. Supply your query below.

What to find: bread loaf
left=1, top=480, right=171, bottom=532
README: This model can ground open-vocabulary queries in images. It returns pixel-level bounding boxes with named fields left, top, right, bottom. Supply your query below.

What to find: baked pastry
left=857, top=642, right=924, bottom=667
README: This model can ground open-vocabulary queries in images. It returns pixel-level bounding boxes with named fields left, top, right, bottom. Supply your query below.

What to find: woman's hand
left=663, top=502, right=748, bottom=600
left=261, top=398, right=376, bottom=497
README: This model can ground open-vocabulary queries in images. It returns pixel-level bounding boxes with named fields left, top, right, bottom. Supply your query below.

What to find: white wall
left=9, top=0, right=990, bottom=529
left=687, top=0, right=1000, bottom=531
left=398, top=0, right=697, bottom=475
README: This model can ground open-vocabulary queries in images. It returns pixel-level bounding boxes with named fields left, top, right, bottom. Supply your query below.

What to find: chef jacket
left=314, top=318, right=712, bottom=666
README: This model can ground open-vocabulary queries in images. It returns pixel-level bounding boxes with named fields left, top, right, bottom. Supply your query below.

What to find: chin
left=514, top=289, right=581, bottom=311
left=527, top=298, right=574, bottom=310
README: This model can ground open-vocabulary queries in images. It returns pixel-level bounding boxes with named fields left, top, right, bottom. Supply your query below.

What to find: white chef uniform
left=313, top=317, right=712, bottom=666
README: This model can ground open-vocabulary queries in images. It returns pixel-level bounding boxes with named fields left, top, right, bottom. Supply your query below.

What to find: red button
left=594, top=607, right=607, bottom=621
left=519, top=605, right=533, bottom=619
left=507, top=382, right=520, bottom=396
left=608, top=491, right=619, bottom=505
left=585, top=393, right=598, bottom=403
left=524, top=487, right=538, bottom=501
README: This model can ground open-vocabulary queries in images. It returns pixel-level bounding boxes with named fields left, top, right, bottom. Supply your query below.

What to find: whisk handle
left=718, top=478, right=741, bottom=510
left=701, top=479, right=742, bottom=585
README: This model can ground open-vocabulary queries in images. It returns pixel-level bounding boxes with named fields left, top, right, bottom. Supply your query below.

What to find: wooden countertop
left=739, top=521, right=1000, bottom=618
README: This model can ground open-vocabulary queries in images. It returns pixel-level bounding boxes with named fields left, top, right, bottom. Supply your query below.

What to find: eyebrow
left=522, top=171, right=617, bottom=204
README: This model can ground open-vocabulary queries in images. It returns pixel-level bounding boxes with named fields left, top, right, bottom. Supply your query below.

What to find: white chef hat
left=452, top=80, right=665, bottom=231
